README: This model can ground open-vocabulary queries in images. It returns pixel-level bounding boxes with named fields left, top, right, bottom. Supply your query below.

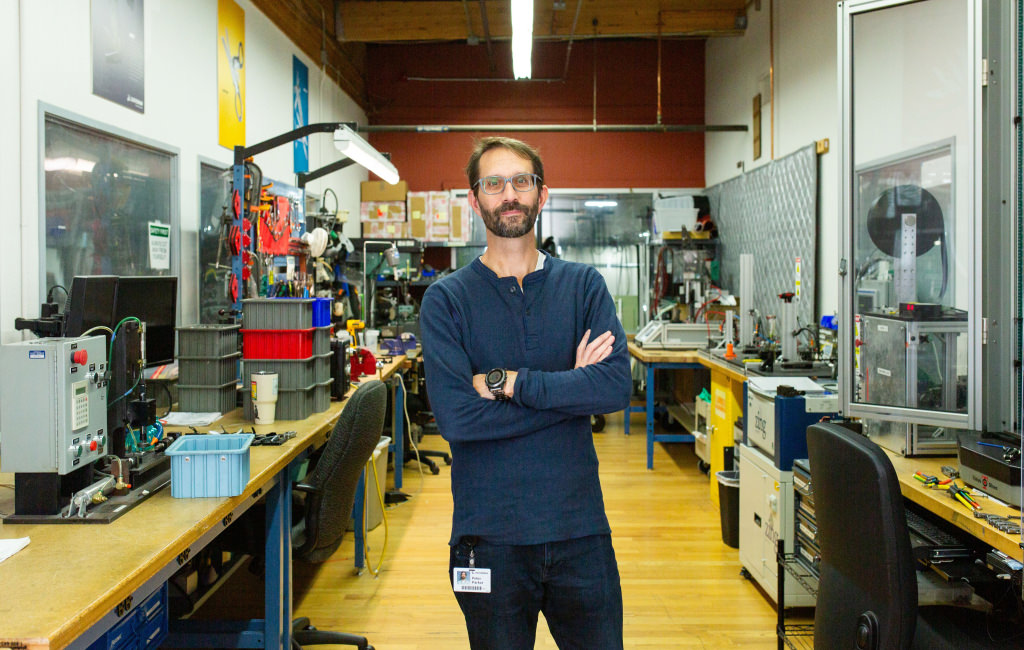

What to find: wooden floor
left=202, top=412, right=784, bottom=648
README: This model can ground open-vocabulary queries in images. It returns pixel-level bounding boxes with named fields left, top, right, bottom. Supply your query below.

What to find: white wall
left=705, top=0, right=839, bottom=316
left=0, top=0, right=368, bottom=345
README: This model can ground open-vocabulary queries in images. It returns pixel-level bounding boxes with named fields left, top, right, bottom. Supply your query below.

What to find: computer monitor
left=112, top=276, right=178, bottom=366
left=64, top=275, right=119, bottom=338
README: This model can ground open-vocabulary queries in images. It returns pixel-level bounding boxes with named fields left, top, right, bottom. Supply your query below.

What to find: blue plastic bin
left=165, top=433, right=254, bottom=498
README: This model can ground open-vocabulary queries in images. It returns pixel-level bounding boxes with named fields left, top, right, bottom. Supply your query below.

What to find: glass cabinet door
left=839, top=0, right=980, bottom=430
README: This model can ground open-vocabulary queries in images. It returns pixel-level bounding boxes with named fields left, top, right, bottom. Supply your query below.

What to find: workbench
left=0, top=355, right=405, bottom=649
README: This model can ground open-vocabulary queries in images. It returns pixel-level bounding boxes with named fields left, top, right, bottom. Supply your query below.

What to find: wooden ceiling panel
left=252, top=1, right=748, bottom=110
left=251, top=0, right=368, bottom=107
left=336, top=1, right=746, bottom=43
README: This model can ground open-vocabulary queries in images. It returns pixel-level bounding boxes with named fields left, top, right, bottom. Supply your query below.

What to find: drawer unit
left=792, top=457, right=821, bottom=579
left=86, top=583, right=167, bottom=650
left=738, top=444, right=815, bottom=607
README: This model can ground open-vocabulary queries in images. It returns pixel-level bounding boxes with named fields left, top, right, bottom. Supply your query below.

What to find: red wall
left=364, top=39, right=706, bottom=191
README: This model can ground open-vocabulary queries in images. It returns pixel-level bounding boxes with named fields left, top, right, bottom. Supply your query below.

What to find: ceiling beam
left=251, top=0, right=369, bottom=109
left=336, top=1, right=746, bottom=43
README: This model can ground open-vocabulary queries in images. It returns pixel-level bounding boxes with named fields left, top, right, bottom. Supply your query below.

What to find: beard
left=478, top=198, right=540, bottom=239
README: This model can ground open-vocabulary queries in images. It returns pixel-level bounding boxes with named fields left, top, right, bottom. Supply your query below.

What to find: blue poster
left=293, top=57, right=309, bottom=173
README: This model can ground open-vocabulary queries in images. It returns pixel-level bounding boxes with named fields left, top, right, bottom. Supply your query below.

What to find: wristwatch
left=485, top=368, right=509, bottom=400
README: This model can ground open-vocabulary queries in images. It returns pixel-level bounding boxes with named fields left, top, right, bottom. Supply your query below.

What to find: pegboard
left=705, top=144, right=819, bottom=330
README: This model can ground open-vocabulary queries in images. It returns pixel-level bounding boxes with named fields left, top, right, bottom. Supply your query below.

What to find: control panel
left=0, top=336, right=108, bottom=475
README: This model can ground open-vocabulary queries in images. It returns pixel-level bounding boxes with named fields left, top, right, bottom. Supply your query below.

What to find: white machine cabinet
left=738, top=443, right=815, bottom=606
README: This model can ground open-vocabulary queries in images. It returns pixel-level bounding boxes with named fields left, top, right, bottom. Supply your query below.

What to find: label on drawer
left=748, top=390, right=776, bottom=457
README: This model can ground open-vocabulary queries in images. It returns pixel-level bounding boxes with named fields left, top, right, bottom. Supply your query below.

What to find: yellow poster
left=218, top=0, right=245, bottom=149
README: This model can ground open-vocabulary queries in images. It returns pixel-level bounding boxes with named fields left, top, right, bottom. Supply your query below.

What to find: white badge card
left=453, top=567, right=491, bottom=593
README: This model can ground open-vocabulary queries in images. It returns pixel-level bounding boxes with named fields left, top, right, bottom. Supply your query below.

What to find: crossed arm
left=471, top=329, right=615, bottom=400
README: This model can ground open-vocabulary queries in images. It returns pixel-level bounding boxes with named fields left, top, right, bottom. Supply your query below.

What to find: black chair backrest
left=806, top=422, right=918, bottom=649
left=295, top=379, right=387, bottom=563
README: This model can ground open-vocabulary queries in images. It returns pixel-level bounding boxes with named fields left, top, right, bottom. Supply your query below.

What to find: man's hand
left=575, top=329, right=615, bottom=368
left=473, top=370, right=518, bottom=400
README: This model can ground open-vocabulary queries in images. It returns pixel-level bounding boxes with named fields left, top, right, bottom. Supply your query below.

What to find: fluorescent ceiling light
left=511, top=0, right=533, bottom=79
left=44, top=157, right=97, bottom=173
left=585, top=200, right=618, bottom=208
left=333, top=125, right=400, bottom=184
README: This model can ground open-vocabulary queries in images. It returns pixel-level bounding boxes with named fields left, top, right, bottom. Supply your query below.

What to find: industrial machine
left=957, top=437, right=1022, bottom=508
left=0, top=336, right=109, bottom=517
left=858, top=308, right=967, bottom=455
left=3, top=275, right=176, bottom=522
left=745, top=376, right=839, bottom=470
left=634, top=320, right=715, bottom=349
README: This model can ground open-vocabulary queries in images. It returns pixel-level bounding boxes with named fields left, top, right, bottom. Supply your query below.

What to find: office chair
left=402, top=370, right=451, bottom=474
left=806, top=422, right=1005, bottom=649
left=403, top=420, right=451, bottom=475
left=288, top=379, right=387, bottom=650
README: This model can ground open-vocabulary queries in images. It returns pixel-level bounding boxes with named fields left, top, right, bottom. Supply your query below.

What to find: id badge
left=452, top=567, right=491, bottom=593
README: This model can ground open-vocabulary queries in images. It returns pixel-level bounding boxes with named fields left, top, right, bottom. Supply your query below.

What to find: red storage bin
left=241, top=328, right=315, bottom=359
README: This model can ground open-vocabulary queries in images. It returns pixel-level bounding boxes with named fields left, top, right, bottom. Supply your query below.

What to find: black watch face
left=486, top=368, right=504, bottom=386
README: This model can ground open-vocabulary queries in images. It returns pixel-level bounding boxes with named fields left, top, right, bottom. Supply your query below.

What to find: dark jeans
left=448, top=533, right=624, bottom=650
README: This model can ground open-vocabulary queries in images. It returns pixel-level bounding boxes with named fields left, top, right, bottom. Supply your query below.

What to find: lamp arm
left=234, top=121, right=358, bottom=165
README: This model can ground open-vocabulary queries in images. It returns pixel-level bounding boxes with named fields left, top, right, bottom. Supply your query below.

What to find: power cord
left=401, top=379, right=427, bottom=499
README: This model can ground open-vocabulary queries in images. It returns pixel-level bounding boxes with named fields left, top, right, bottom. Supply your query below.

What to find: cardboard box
left=449, top=196, right=473, bottom=242
left=360, top=201, right=406, bottom=223
left=407, top=193, right=428, bottom=239
left=361, top=180, right=407, bottom=202
left=408, top=191, right=453, bottom=242
left=362, top=221, right=410, bottom=238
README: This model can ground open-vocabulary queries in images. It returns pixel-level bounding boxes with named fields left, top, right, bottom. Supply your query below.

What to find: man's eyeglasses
left=475, top=173, right=541, bottom=195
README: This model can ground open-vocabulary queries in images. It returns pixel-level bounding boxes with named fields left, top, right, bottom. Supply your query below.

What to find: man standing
left=420, top=137, right=632, bottom=649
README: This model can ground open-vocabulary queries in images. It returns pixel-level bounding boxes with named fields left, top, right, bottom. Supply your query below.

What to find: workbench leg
left=647, top=363, right=655, bottom=470
left=353, top=470, right=366, bottom=570
left=264, top=471, right=290, bottom=648
left=391, top=377, right=405, bottom=490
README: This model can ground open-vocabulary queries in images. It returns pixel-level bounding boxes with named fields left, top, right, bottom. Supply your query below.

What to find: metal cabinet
left=738, top=444, right=815, bottom=607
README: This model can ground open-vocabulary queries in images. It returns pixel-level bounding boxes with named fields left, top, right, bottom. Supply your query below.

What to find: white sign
left=148, top=221, right=170, bottom=270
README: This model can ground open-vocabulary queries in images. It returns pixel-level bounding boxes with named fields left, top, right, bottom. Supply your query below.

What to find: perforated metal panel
left=706, top=144, right=819, bottom=329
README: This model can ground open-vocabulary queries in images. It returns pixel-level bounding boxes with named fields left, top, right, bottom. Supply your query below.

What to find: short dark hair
left=466, top=137, right=545, bottom=195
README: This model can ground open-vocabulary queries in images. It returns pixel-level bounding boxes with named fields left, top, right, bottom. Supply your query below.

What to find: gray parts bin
left=716, top=470, right=740, bottom=548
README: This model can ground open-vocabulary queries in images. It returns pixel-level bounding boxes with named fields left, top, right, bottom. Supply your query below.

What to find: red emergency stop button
left=72, top=349, right=89, bottom=365
left=89, top=439, right=98, bottom=451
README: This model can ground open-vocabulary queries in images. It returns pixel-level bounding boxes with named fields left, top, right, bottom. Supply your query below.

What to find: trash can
left=716, top=470, right=740, bottom=548
left=350, top=436, right=391, bottom=531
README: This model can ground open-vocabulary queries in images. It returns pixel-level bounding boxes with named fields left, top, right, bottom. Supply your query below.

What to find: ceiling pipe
left=656, top=14, right=663, bottom=126
left=592, top=19, right=598, bottom=128
left=478, top=0, right=496, bottom=75
left=360, top=123, right=747, bottom=133
left=461, top=0, right=478, bottom=45
left=769, top=0, right=775, bottom=159
left=561, top=0, right=584, bottom=80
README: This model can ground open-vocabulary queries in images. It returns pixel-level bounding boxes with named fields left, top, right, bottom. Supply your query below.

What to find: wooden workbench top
left=886, top=451, right=1022, bottom=560
left=626, top=341, right=703, bottom=364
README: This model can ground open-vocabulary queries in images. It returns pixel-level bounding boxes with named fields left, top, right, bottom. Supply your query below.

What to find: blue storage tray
left=165, top=433, right=254, bottom=498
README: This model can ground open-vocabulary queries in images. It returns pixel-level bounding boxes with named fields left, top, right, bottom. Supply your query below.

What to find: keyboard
left=905, top=509, right=973, bottom=561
